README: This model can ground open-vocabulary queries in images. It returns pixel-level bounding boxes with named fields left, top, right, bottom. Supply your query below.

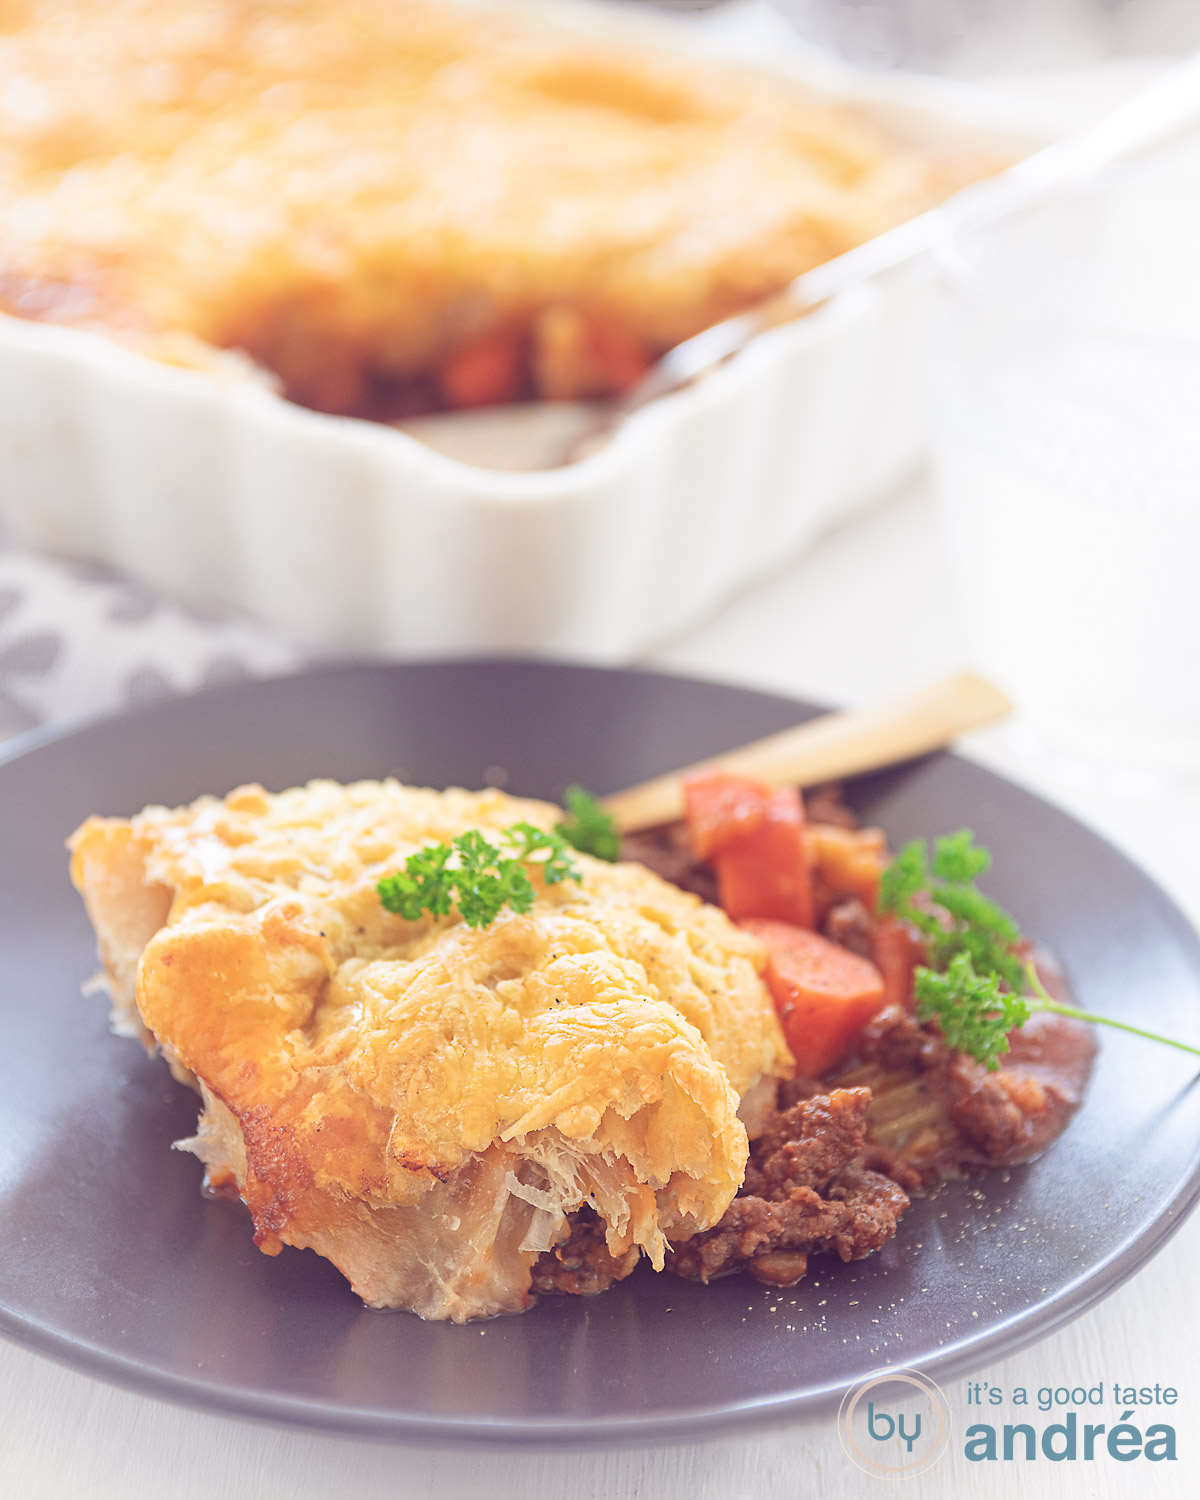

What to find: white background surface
left=4, top=477, right=1199, bottom=1499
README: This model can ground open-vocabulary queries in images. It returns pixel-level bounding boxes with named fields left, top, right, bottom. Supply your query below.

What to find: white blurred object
left=599, top=52, right=1200, bottom=428
left=769, top=0, right=1200, bottom=74
left=932, top=138, right=1200, bottom=777
left=0, top=0, right=1054, bottom=663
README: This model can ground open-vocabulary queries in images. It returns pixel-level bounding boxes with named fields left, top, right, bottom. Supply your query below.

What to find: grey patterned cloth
left=0, top=547, right=306, bottom=746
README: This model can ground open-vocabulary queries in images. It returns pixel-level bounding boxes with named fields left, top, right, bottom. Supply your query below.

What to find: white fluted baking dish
left=0, top=1, right=1055, bottom=661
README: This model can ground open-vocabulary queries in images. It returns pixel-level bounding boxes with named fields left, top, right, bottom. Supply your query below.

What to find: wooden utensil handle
left=602, top=672, right=1011, bottom=833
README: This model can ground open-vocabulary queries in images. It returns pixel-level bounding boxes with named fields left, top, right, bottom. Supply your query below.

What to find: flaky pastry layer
left=70, top=779, right=792, bottom=1320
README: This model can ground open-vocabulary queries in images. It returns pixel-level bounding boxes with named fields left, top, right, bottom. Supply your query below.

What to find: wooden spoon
left=601, top=672, right=1011, bottom=833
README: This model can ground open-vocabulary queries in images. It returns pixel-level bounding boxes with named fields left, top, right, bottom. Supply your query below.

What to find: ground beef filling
left=665, top=1087, right=909, bottom=1288
left=839, top=1003, right=1096, bottom=1193
left=530, top=1207, right=640, bottom=1298
left=531, top=1089, right=909, bottom=1297
left=620, top=821, right=718, bottom=906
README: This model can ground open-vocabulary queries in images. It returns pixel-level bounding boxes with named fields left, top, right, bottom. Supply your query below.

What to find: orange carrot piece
left=682, top=772, right=768, bottom=861
left=683, top=772, right=815, bottom=926
left=714, top=786, right=815, bottom=928
left=589, top=320, right=652, bottom=393
left=871, top=914, right=925, bottom=1011
left=743, top=919, right=887, bottom=1077
left=439, top=328, right=524, bottom=408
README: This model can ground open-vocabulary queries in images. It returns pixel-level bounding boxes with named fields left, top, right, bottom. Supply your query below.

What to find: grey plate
left=2, top=660, right=1200, bottom=1446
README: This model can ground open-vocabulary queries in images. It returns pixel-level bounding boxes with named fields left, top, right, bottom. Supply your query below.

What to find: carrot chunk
left=589, top=320, right=652, bottom=393
left=439, top=328, right=524, bottom=408
left=714, top=787, right=814, bottom=929
left=683, top=772, right=815, bottom=927
left=531, top=307, right=651, bottom=400
left=682, top=772, right=768, bottom=860
left=871, top=914, right=925, bottom=1011
left=743, top=919, right=887, bottom=1077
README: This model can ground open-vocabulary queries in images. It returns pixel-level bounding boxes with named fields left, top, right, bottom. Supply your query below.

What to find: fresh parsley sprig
left=914, top=954, right=1031, bottom=1071
left=879, top=829, right=1024, bottom=991
left=376, top=821, right=581, bottom=929
left=555, top=785, right=620, bottom=862
left=882, top=829, right=1200, bottom=1071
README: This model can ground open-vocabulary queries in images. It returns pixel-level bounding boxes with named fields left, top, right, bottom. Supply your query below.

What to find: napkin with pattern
left=0, top=547, right=305, bottom=746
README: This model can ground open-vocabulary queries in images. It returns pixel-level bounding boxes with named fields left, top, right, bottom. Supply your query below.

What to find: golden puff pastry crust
left=70, top=779, right=792, bottom=1321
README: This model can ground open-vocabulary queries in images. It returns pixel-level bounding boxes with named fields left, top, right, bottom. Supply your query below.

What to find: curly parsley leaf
left=375, top=840, right=456, bottom=922
left=880, top=829, right=1029, bottom=1067
left=881, top=830, right=1200, bottom=1070
left=879, top=828, right=1025, bottom=991
left=930, top=827, right=991, bottom=885
left=555, top=785, right=621, bottom=862
left=450, top=829, right=537, bottom=927
left=501, top=821, right=582, bottom=884
left=376, top=822, right=581, bottom=929
left=915, top=953, right=1031, bottom=1071
left=878, top=837, right=931, bottom=917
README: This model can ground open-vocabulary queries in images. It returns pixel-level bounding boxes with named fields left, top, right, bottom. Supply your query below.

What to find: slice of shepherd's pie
left=70, top=779, right=792, bottom=1321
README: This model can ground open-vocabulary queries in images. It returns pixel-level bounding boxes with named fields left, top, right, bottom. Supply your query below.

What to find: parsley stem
left=1024, top=962, right=1200, bottom=1060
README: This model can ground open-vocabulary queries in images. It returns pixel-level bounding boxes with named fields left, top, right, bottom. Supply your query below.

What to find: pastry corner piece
left=69, top=779, right=792, bottom=1322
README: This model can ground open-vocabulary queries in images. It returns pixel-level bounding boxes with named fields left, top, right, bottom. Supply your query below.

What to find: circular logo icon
left=838, top=1368, right=952, bottom=1479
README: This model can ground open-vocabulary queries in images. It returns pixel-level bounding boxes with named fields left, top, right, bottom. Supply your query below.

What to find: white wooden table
left=5, top=477, right=1199, bottom=1499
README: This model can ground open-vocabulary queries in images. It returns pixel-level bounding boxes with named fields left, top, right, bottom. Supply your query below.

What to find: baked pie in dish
left=0, top=0, right=991, bottom=419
